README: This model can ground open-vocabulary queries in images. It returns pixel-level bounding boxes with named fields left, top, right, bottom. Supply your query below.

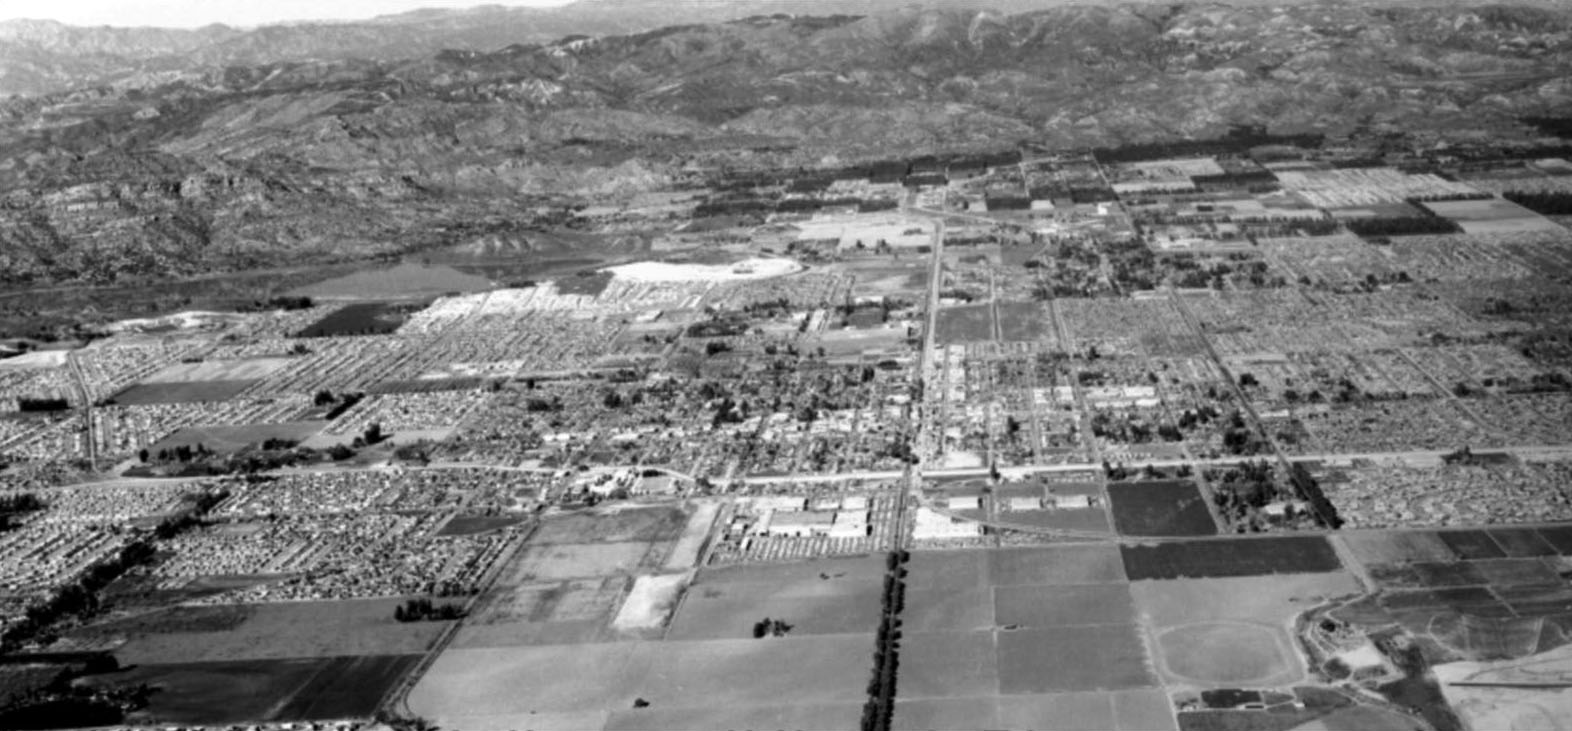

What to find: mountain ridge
left=0, top=2, right=1569, bottom=291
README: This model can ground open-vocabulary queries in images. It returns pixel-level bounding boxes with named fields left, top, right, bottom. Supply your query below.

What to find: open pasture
left=1121, top=536, right=1342, bottom=580
left=453, top=577, right=626, bottom=648
left=894, top=690, right=1175, bottom=731
left=1339, top=531, right=1458, bottom=565
left=142, top=358, right=293, bottom=383
left=998, top=625, right=1157, bottom=693
left=108, top=379, right=258, bottom=405
left=1131, top=573, right=1358, bottom=688
left=1438, top=530, right=1508, bottom=560
left=1130, top=572, right=1360, bottom=629
left=409, top=635, right=871, bottom=731
left=665, top=575, right=880, bottom=640
left=994, top=583, right=1136, bottom=628
left=438, top=514, right=528, bottom=536
left=604, top=703, right=862, bottom=731
left=934, top=304, right=994, bottom=344
left=507, top=541, right=664, bottom=581
left=150, top=421, right=324, bottom=454
left=1156, top=621, right=1297, bottom=685
left=997, top=301, right=1054, bottom=342
left=108, top=598, right=448, bottom=664
left=989, top=543, right=1129, bottom=587
left=530, top=505, right=688, bottom=545
left=91, top=655, right=417, bottom=726
left=1106, top=480, right=1217, bottom=537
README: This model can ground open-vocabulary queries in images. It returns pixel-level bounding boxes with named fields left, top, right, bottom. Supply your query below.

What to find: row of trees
left=393, top=598, right=465, bottom=622
left=861, top=550, right=911, bottom=731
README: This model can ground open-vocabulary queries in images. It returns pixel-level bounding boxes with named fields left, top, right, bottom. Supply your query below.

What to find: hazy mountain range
left=0, top=1, right=1569, bottom=288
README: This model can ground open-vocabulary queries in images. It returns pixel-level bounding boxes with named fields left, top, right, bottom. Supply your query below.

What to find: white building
left=947, top=495, right=982, bottom=511
left=913, top=508, right=981, bottom=540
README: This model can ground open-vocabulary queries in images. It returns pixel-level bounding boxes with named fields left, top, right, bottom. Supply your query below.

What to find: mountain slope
left=0, top=2, right=1569, bottom=288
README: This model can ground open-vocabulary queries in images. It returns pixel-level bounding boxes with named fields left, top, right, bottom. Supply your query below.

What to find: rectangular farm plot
left=1421, top=198, right=1564, bottom=234
left=903, top=586, right=995, bottom=632
left=1537, top=525, right=1572, bottom=555
left=997, top=301, right=1055, bottom=342
left=151, top=422, right=325, bottom=455
left=110, top=599, right=449, bottom=664
left=664, top=579, right=882, bottom=640
left=1487, top=528, right=1559, bottom=558
left=1120, top=536, right=1341, bottom=580
left=899, top=630, right=1000, bottom=699
left=1339, top=531, right=1457, bottom=565
left=410, top=643, right=642, bottom=723
left=1106, top=481, right=1217, bottom=537
left=529, top=506, right=690, bottom=544
left=96, top=655, right=419, bottom=726
left=906, top=550, right=989, bottom=592
left=994, top=583, right=1136, bottom=629
left=453, top=577, right=626, bottom=649
left=893, top=696, right=1000, bottom=731
left=996, top=625, right=1156, bottom=693
left=109, top=380, right=259, bottom=405
left=997, top=692, right=1117, bottom=731
left=1438, top=530, right=1508, bottom=560
left=607, top=703, right=863, bottom=731
left=630, top=635, right=874, bottom=710
left=143, top=358, right=294, bottom=383
left=934, top=304, right=994, bottom=344
left=508, top=542, right=662, bottom=581
left=990, top=544, right=1128, bottom=586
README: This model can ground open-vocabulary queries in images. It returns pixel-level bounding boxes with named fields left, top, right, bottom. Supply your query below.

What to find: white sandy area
left=604, top=257, right=802, bottom=282
left=106, top=310, right=242, bottom=333
left=664, top=503, right=719, bottom=572
left=611, top=573, right=687, bottom=631
left=0, top=350, right=69, bottom=369
left=1436, top=641, right=1572, bottom=731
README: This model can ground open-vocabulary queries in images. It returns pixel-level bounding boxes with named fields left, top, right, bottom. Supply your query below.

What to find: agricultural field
left=413, top=554, right=882, bottom=731
left=1105, top=480, right=1217, bottom=537
left=83, top=655, right=419, bottom=726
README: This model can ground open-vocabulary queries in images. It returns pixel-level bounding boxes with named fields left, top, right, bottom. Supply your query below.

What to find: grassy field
left=454, top=577, right=626, bottom=648
left=143, top=358, right=294, bottom=383
left=1157, top=622, right=1297, bottom=685
left=994, top=583, right=1136, bottom=628
left=105, top=599, right=449, bottom=664
left=1106, top=480, right=1217, bottom=537
left=996, top=301, right=1054, bottom=342
left=410, top=636, right=871, bottom=731
left=997, top=626, right=1157, bottom=693
left=664, top=576, right=881, bottom=640
left=1339, top=531, right=1458, bottom=565
left=150, top=421, right=325, bottom=454
left=1121, top=536, right=1342, bottom=580
left=438, top=515, right=529, bottom=536
left=108, top=379, right=260, bottom=405
left=507, top=542, right=665, bottom=581
left=87, top=655, right=418, bottom=726
left=531, top=506, right=688, bottom=544
left=934, top=304, right=994, bottom=344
